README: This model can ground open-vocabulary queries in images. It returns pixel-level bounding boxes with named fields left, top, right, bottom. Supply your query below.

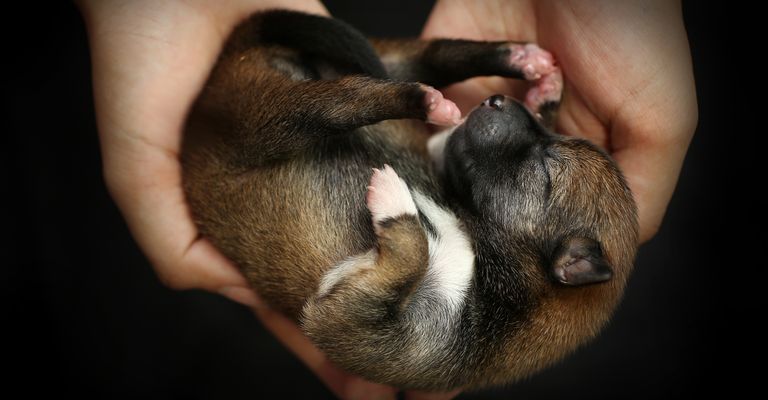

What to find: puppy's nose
left=482, top=94, right=506, bottom=110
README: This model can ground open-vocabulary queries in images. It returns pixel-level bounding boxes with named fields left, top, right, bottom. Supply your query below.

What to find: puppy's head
left=443, top=95, right=638, bottom=384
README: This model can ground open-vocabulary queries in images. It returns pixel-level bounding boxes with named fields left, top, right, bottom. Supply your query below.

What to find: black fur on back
left=256, top=10, right=388, bottom=79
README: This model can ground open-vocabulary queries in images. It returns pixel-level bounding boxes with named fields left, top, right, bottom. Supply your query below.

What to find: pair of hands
left=79, top=0, right=697, bottom=399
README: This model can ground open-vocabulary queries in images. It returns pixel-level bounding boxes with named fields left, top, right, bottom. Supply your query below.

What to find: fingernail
left=219, top=286, right=260, bottom=308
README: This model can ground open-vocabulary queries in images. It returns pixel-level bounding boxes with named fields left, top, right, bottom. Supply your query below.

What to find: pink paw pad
left=507, top=43, right=557, bottom=80
left=524, top=68, right=563, bottom=116
left=366, top=165, right=418, bottom=232
left=422, top=85, right=462, bottom=126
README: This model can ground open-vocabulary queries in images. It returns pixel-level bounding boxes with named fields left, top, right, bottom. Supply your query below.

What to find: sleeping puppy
left=182, top=10, right=638, bottom=391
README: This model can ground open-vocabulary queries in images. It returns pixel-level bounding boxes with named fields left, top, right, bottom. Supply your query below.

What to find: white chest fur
left=412, top=191, right=475, bottom=311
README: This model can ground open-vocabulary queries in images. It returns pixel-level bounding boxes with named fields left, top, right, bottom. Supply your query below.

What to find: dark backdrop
left=6, top=1, right=731, bottom=399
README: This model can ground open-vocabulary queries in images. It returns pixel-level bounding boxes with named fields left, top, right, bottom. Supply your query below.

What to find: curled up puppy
left=182, top=10, right=638, bottom=391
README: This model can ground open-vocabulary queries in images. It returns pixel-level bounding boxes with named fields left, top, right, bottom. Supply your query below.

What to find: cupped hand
left=78, top=0, right=694, bottom=397
left=422, top=0, right=698, bottom=243
left=78, top=1, right=452, bottom=399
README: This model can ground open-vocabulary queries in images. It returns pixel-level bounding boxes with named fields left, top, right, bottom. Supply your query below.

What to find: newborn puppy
left=182, top=10, right=638, bottom=391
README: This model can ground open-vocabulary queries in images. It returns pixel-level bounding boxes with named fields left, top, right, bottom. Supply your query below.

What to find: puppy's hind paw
left=422, top=85, right=461, bottom=126
left=366, top=165, right=418, bottom=233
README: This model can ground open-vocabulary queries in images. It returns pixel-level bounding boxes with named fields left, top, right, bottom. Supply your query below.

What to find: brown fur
left=478, top=140, right=638, bottom=386
left=182, top=10, right=638, bottom=391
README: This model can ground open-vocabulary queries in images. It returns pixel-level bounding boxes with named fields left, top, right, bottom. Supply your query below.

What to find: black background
left=6, top=1, right=732, bottom=399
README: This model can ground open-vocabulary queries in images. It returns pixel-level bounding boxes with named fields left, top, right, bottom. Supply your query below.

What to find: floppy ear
left=551, top=237, right=613, bottom=286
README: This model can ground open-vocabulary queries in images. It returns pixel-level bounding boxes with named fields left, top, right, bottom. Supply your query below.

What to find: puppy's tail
left=230, top=10, right=388, bottom=79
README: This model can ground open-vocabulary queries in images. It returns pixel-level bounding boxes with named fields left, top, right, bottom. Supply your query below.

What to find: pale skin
left=423, top=0, right=698, bottom=244
left=78, top=0, right=696, bottom=399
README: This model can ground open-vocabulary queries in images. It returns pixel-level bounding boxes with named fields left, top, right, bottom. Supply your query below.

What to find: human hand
left=78, top=0, right=328, bottom=303
left=78, top=1, right=458, bottom=398
left=422, top=0, right=698, bottom=243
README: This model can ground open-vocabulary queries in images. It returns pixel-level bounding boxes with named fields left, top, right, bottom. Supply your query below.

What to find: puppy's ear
left=551, top=237, right=612, bottom=286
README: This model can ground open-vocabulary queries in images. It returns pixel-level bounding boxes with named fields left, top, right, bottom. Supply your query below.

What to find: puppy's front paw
left=421, top=85, right=461, bottom=126
left=366, top=165, right=418, bottom=234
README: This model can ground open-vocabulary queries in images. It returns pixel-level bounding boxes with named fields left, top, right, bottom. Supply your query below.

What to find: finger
left=100, top=127, right=248, bottom=291
left=80, top=1, right=245, bottom=291
left=237, top=0, right=329, bottom=16
left=608, top=61, right=697, bottom=242
left=405, top=388, right=462, bottom=400
left=421, top=0, right=486, bottom=40
left=421, top=0, right=535, bottom=42
left=251, top=300, right=397, bottom=400
left=611, top=131, right=693, bottom=243
left=608, top=76, right=697, bottom=244
left=560, top=91, right=694, bottom=244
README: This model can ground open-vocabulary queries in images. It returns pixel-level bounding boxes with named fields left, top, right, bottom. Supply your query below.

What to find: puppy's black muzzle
left=482, top=94, right=506, bottom=110
left=463, top=94, right=545, bottom=151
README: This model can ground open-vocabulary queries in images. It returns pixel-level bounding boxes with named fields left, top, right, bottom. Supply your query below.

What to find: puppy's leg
left=372, top=39, right=562, bottom=127
left=206, top=67, right=460, bottom=166
left=314, top=165, right=426, bottom=304
left=302, top=166, right=433, bottom=385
